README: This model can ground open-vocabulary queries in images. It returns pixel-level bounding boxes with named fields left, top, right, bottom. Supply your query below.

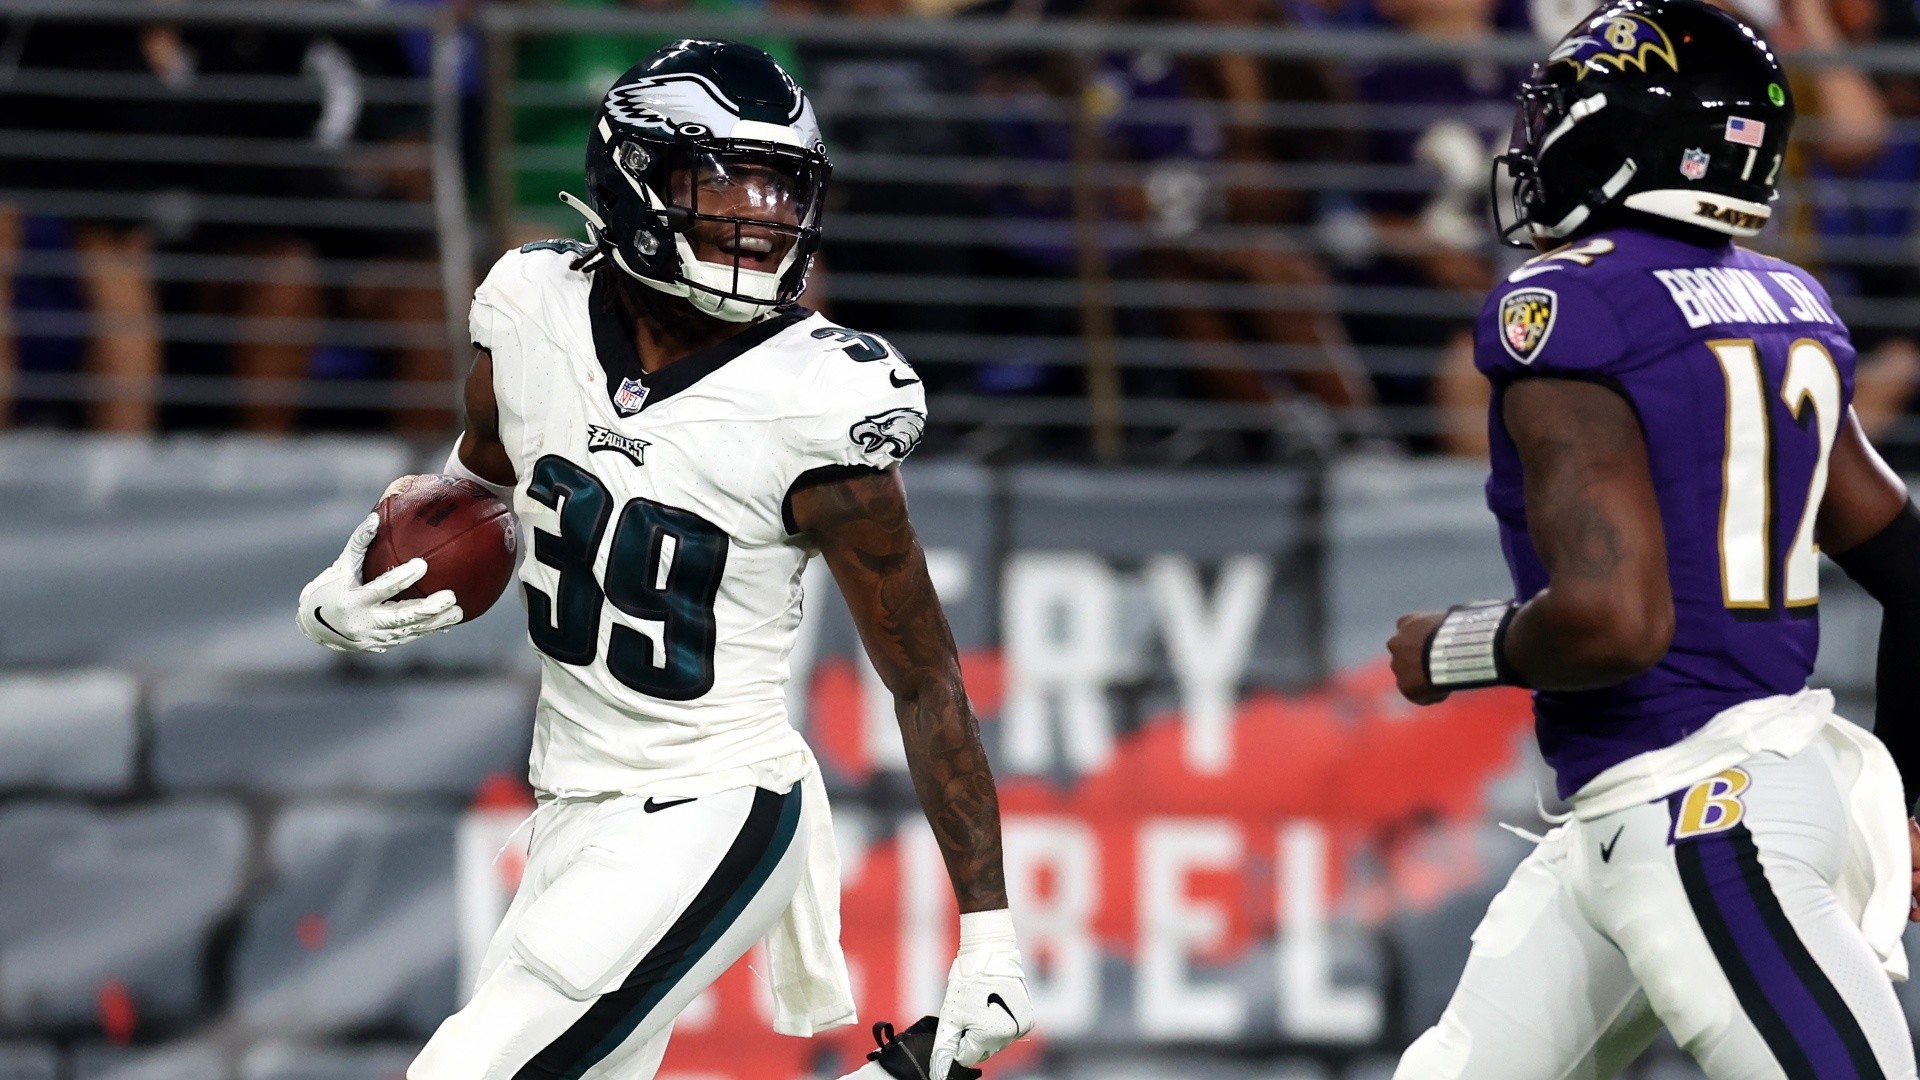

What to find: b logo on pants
left=1671, top=768, right=1750, bottom=841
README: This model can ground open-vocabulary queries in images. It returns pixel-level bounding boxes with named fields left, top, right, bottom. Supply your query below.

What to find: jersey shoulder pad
left=787, top=315, right=927, bottom=470
left=1739, top=249, right=1843, bottom=319
left=469, top=244, right=590, bottom=352
left=1476, top=264, right=1625, bottom=381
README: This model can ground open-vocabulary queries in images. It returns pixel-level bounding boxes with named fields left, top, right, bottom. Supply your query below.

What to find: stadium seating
left=0, top=670, right=138, bottom=793
left=0, top=801, right=248, bottom=1031
left=151, top=675, right=533, bottom=797
left=0, top=1043, right=58, bottom=1080
left=70, top=1042, right=227, bottom=1080
left=1340, top=1057, right=1395, bottom=1080
left=239, top=1042, right=416, bottom=1080
left=0, top=436, right=411, bottom=672
left=230, top=804, right=459, bottom=1038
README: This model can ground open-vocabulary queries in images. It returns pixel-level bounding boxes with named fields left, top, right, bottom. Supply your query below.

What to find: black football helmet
left=563, top=39, right=831, bottom=322
left=1493, top=0, right=1794, bottom=247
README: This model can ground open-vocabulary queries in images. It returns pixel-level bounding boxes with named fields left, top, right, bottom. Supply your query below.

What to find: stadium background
left=2, top=1, right=1918, bottom=1077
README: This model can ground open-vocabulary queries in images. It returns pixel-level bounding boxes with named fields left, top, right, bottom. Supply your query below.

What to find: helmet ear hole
left=1566, top=140, right=1621, bottom=185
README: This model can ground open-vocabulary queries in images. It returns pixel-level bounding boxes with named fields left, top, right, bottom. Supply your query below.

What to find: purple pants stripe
left=1673, top=817, right=1884, bottom=1079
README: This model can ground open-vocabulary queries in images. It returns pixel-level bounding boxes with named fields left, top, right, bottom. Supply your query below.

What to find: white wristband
left=1423, top=599, right=1523, bottom=689
left=444, top=442, right=513, bottom=503
left=958, top=909, right=1018, bottom=953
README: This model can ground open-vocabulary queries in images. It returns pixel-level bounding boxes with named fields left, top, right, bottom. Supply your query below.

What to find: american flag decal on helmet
left=1724, top=117, right=1765, bottom=147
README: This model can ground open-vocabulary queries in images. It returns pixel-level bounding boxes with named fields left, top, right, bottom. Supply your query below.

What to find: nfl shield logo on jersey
left=1680, top=148, right=1710, bottom=181
left=1499, top=287, right=1558, bottom=364
left=614, top=377, right=649, bottom=416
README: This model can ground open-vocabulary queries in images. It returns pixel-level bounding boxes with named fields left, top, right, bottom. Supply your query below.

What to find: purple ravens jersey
left=1477, top=227, right=1856, bottom=798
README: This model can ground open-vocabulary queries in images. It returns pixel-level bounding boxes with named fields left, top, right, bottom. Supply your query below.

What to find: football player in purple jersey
left=1385, top=0, right=1920, bottom=1075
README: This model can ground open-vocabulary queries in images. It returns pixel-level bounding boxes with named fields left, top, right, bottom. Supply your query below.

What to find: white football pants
left=409, top=783, right=807, bottom=1080
left=1396, top=737, right=1917, bottom=1079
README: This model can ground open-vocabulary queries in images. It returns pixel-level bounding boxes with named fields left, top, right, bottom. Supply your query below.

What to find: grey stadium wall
left=0, top=434, right=1903, bottom=1080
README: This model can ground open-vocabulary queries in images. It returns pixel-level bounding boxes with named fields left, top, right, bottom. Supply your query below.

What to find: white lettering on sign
left=1137, top=818, right=1245, bottom=1039
left=1004, top=553, right=1123, bottom=773
left=900, top=820, right=953, bottom=1018
left=1005, top=817, right=1101, bottom=1036
left=1276, top=820, right=1383, bottom=1041
left=1147, top=555, right=1273, bottom=775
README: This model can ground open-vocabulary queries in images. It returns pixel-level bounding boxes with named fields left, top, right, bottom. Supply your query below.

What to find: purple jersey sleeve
left=1474, top=271, right=1628, bottom=384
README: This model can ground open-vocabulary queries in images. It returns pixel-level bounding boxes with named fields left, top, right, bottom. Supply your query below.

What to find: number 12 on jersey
left=1711, top=338, right=1842, bottom=613
left=523, top=455, right=729, bottom=700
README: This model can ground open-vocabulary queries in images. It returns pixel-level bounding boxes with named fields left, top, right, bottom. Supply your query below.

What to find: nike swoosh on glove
left=929, top=910, right=1034, bottom=1080
left=296, top=512, right=463, bottom=653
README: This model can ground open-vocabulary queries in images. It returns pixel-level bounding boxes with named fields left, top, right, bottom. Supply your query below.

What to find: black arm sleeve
left=1830, top=499, right=1920, bottom=812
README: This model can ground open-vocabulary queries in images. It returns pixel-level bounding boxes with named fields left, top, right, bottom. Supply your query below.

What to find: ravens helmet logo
left=1549, top=14, right=1680, bottom=80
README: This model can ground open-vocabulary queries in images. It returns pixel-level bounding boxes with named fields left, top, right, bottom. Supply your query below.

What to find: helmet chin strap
left=557, top=191, right=613, bottom=272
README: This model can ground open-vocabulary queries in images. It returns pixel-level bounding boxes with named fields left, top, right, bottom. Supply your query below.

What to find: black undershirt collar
left=588, top=272, right=811, bottom=412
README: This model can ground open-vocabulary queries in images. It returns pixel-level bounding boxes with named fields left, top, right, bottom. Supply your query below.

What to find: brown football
left=362, top=474, right=518, bottom=619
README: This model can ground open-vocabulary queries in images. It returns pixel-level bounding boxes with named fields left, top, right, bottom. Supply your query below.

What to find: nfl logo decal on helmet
left=1499, top=287, right=1558, bottom=364
left=1680, top=148, right=1710, bottom=181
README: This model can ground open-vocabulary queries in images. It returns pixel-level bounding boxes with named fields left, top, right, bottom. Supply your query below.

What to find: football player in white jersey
left=296, top=39, right=1033, bottom=1080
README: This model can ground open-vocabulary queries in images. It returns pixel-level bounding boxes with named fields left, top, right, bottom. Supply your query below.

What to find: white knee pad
left=511, top=854, right=674, bottom=1001
left=1393, top=1014, right=1473, bottom=1080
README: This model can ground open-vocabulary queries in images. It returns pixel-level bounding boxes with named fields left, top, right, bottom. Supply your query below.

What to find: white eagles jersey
left=468, top=242, right=926, bottom=796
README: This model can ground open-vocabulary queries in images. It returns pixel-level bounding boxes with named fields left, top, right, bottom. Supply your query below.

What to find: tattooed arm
left=790, top=468, right=1007, bottom=912
left=1388, top=378, right=1672, bottom=701
left=1498, top=378, right=1673, bottom=689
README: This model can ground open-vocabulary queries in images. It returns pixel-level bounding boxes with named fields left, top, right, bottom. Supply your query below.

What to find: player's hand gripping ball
left=296, top=474, right=517, bottom=654
left=362, top=474, right=518, bottom=618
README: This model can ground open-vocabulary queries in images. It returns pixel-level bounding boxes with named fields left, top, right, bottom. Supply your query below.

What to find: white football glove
left=296, top=513, right=463, bottom=653
left=929, top=910, right=1035, bottom=1080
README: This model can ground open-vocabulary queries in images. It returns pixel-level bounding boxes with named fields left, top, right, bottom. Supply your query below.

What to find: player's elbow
left=889, top=665, right=968, bottom=722
left=1582, top=591, right=1674, bottom=676
left=1561, top=591, right=1673, bottom=685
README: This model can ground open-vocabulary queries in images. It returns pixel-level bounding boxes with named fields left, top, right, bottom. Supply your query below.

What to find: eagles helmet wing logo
left=603, top=72, right=806, bottom=134
left=1549, top=14, right=1680, bottom=80
left=1499, top=287, right=1558, bottom=365
left=849, top=407, right=926, bottom=462
left=602, top=82, right=676, bottom=133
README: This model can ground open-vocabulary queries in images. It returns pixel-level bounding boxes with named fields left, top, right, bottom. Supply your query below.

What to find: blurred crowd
left=0, top=0, right=1916, bottom=460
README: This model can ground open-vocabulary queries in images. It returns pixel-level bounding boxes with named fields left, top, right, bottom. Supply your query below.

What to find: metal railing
left=3, top=0, right=1917, bottom=460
